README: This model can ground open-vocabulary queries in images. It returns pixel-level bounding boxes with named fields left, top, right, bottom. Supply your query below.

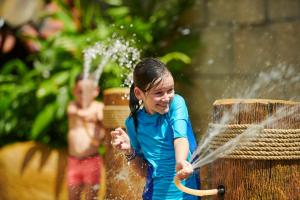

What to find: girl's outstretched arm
left=111, top=128, right=147, bottom=177
left=174, top=137, right=193, bottom=180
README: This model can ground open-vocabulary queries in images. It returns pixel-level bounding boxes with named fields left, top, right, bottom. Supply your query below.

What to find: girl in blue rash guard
left=111, top=58, right=200, bottom=200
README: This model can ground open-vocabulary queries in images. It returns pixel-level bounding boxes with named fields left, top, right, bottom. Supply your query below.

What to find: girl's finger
left=111, top=140, right=122, bottom=148
left=111, top=130, right=122, bottom=137
left=115, top=127, right=127, bottom=135
left=113, top=138, right=123, bottom=144
left=116, top=142, right=123, bottom=149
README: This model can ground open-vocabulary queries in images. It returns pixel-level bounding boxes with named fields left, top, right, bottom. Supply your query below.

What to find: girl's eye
left=155, top=91, right=164, bottom=96
left=168, top=89, right=174, bottom=94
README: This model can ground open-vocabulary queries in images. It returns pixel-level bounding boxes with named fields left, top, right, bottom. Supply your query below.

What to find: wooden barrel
left=102, top=88, right=145, bottom=200
left=210, top=99, right=300, bottom=200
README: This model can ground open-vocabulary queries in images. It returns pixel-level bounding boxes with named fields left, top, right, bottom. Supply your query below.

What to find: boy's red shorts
left=67, top=154, right=102, bottom=186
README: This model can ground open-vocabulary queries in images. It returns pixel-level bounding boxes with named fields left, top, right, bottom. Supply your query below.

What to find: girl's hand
left=175, top=160, right=194, bottom=180
left=110, top=127, right=131, bottom=152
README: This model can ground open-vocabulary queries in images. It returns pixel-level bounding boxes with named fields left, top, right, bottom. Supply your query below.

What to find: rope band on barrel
left=208, top=123, right=300, bottom=160
left=103, top=105, right=130, bottom=128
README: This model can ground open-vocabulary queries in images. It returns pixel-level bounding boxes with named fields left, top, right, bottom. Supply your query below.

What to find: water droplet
left=207, top=59, right=214, bottom=65
left=180, top=28, right=191, bottom=35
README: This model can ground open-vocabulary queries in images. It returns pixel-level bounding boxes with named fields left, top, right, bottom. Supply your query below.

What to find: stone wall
left=179, top=0, right=300, bottom=137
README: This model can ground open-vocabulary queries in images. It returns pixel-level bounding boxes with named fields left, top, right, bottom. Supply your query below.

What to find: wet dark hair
left=129, top=57, right=171, bottom=130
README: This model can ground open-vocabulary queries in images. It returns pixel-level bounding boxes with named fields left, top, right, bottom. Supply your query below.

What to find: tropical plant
left=0, top=0, right=198, bottom=147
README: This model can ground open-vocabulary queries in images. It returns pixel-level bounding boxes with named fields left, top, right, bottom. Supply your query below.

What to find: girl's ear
left=134, top=87, right=144, bottom=100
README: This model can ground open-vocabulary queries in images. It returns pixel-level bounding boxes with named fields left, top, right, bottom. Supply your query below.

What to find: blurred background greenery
left=0, top=0, right=199, bottom=148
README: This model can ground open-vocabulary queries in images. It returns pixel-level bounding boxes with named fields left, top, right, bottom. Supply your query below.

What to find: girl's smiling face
left=135, top=72, right=175, bottom=115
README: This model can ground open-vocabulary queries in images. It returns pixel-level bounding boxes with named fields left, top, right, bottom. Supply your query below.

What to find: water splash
left=113, top=167, right=130, bottom=181
left=191, top=104, right=299, bottom=170
left=191, top=64, right=300, bottom=169
left=80, top=38, right=139, bottom=108
left=226, top=64, right=300, bottom=99
left=82, top=38, right=140, bottom=86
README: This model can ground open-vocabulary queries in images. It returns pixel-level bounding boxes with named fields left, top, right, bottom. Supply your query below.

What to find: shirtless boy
left=67, top=75, right=104, bottom=200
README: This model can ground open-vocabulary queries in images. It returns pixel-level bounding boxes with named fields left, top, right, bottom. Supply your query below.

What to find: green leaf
left=69, top=66, right=81, bottom=89
left=52, top=71, right=70, bottom=85
left=36, top=79, right=58, bottom=98
left=104, top=0, right=122, bottom=6
left=56, top=86, right=69, bottom=119
left=0, top=74, right=17, bottom=83
left=15, top=81, right=35, bottom=95
left=0, top=83, right=17, bottom=93
left=36, top=71, right=68, bottom=99
left=1, top=59, right=28, bottom=75
left=31, top=103, right=57, bottom=139
left=160, top=52, right=191, bottom=64
left=52, top=35, right=79, bottom=52
left=54, top=9, right=77, bottom=32
left=107, top=7, right=129, bottom=18
left=0, top=95, right=12, bottom=113
left=98, top=144, right=106, bottom=155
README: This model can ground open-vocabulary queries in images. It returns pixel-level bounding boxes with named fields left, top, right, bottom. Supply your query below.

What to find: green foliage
left=0, top=0, right=199, bottom=147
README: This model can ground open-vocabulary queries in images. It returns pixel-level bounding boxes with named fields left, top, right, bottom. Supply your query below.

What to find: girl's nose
left=161, top=93, right=170, bottom=102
